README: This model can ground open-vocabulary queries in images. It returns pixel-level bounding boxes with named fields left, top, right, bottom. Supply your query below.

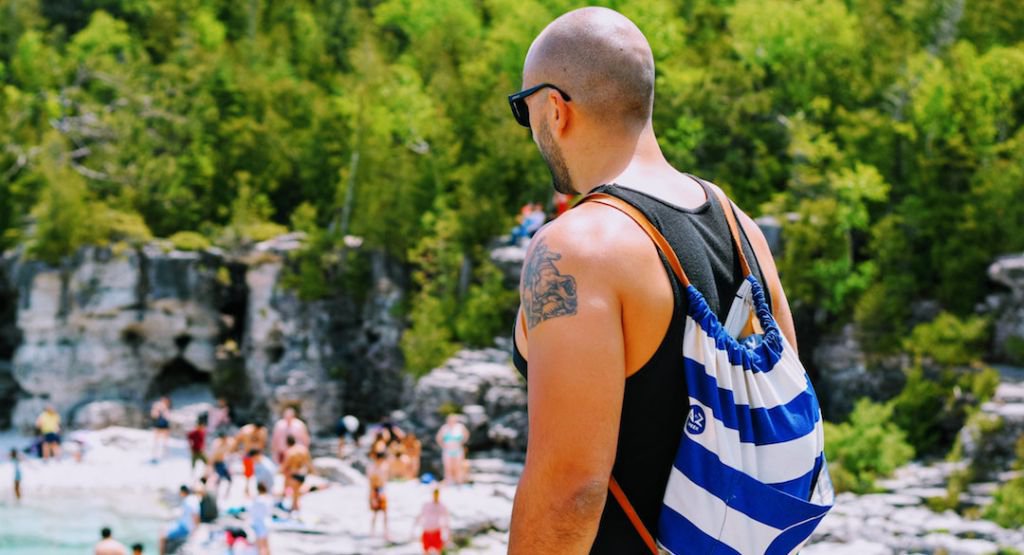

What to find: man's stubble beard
left=538, top=118, right=578, bottom=195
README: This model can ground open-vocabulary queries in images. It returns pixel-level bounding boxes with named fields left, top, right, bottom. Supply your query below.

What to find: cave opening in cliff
left=147, top=356, right=210, bottom=399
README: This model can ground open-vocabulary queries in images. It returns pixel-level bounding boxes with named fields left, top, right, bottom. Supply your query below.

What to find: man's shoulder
left=524, top=200, right=659, bottom=286
left=536, top=201, right=650, bottom=250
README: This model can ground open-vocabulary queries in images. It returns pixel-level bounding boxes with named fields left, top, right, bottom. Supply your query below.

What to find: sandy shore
left=0, top=427, right=512, bottom=554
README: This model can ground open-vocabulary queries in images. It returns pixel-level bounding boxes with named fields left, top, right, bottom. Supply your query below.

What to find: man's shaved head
left=525, top=7, right=655, bottom=130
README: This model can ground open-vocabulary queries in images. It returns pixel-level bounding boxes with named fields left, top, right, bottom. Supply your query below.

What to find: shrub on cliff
left=401, top=294, right=458, bottom=378
left=28, top=163, right=152, bottom=263
left=169, top=231, right=212, bottom=252
left=824, top=398, right=915, bottom=493
left=889, top=313, right=998, bottom=457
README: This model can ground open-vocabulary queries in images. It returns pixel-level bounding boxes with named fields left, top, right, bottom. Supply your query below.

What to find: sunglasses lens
left=512, top=98, right=530, bottom=128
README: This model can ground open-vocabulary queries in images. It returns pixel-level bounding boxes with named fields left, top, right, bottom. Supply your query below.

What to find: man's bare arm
left=509, top=220, right=626, bottom=554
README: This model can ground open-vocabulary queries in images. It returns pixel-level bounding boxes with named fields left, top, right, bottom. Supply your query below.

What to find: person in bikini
left=435, top=414, right=469, bottom=485
left=278, top=435, right=313, bottom=512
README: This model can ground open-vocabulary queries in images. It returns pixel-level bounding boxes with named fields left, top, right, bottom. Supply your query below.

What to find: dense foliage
left=889, top=312, right=999, bottom=456
left=1, top=0, right=1023, bottom=373
left=823, top=398, right=915, bottom=493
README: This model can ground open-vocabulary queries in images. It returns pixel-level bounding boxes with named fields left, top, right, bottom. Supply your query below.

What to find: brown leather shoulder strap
left=704, top=183, right=753, bottom=278
left=609, top=477, right=659, bottom=555
left=581, top=193, right=691, bottom=287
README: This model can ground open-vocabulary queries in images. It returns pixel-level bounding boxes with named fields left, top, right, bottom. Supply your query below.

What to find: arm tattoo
left=522, top=238, right=578, bottom=329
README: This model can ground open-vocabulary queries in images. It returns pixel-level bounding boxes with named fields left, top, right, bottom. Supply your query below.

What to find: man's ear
left=549, top=89, right=570, bottom=136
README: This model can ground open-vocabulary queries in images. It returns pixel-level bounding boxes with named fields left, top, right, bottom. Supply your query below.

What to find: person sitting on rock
left=508, top=203, right=548, bottom=246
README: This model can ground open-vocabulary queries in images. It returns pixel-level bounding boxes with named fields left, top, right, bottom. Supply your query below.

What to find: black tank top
left=512, top=178, right=773, bottom=554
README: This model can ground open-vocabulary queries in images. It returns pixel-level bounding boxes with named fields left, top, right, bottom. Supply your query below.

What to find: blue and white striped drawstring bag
left=585, top=189, right=834, bottom=555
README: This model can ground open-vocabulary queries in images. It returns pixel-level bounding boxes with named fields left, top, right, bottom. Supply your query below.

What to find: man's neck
left=575, top=123, right=672, bottom=196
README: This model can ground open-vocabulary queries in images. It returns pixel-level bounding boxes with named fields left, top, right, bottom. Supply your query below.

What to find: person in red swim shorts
left=412, top=487, right=450, bottom=554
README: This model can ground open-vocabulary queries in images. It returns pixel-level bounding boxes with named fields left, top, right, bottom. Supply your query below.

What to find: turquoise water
left=0, top=493, right=165, bottom=554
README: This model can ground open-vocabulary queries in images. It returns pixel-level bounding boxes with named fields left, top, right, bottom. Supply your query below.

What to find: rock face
left=72, top=400, right=146, bottom=430
left=0, top=237, right=407, bottom=435
left=5, top=245, right=234, bottom=432
left=812, top=324, right=907, bottom=421
left=242, top=243, right=406, bottom=435
left=399, top=347, right=527, bottom=465
left=987, top=253, right=1024, bottom=364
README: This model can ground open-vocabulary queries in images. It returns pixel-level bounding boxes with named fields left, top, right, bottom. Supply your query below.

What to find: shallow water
left=0, top=492, right=166, bottom=554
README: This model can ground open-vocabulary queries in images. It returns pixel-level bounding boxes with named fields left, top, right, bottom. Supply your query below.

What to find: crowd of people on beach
left=7, top=398, right=473, bottom=555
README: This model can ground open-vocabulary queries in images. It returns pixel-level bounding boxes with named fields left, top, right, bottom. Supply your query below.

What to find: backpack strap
left=610, top=476, right=659, bottom=554
left=581, top=193, right=691, bottom=288
left=699, top=179, right=753, bottom=279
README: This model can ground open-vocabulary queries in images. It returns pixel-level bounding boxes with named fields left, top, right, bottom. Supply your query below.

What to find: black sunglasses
left=508, top=83, right=572, bottom=128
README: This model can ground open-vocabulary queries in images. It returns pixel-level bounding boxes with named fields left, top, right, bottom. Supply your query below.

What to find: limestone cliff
left=0, top=237, right=406, bottom=434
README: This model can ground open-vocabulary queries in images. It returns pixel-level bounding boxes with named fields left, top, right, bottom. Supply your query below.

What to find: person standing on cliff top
left=271, top=407, right=309, bottom=464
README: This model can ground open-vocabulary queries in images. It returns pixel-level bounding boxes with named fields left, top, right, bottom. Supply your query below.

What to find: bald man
left=507, top=7, right=799, bottom=554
